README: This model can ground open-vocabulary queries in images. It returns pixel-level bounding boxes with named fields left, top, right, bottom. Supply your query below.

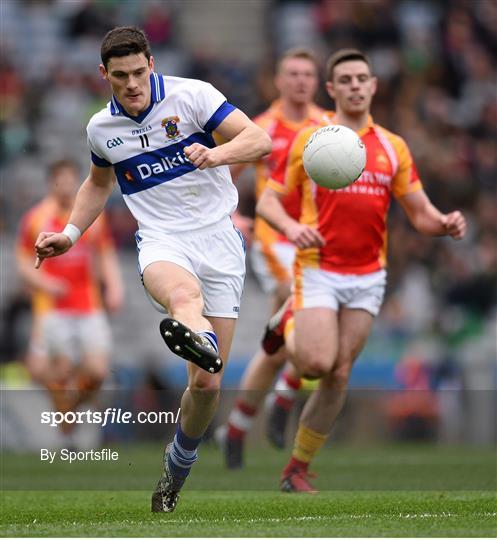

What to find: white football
left=303, top=125, right=366, bottom=189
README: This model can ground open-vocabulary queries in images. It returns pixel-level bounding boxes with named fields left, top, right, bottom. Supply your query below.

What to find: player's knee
left=299, top=358, right=329, bottom=380
left=169, top=285, right=203, bottom=315
left=82, top=360, right=109, bottom=387
left=26, top=360, right=45, bottom=382
left=190, top=371, right=222, bottom=394
left=82, top=370, right=107, bottom=390
left=76, top=370, right=106, bottom=396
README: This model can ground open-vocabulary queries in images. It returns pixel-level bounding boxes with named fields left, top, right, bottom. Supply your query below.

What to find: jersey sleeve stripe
left=91, top=151, right=112, bottom=167
left=203, top=102, right=236, bottom=133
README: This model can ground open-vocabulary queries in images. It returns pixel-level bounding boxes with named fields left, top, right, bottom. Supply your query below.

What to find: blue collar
left=110, top=72, right=166, bottom=118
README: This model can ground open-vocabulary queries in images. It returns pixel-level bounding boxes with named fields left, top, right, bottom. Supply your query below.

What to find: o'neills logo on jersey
left=136, top=152, right=189, bottom=179
left=161, top=116, right=180, bottom=139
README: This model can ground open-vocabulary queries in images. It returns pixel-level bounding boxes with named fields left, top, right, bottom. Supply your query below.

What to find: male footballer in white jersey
left=34, top=26, right=271, bottom=513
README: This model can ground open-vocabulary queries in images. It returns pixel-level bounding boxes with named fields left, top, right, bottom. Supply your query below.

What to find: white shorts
left=295, top=267, right=387, bottom=316
left=137, top=216, right=246, bottom=319
left=32, top=311, right=112, bottom=360
left=250, top=240, right=295, bottom=294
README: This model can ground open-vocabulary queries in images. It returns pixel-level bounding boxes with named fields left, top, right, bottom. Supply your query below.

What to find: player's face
left=275, top=57, right=319, bottom=105
left=100, top=53, right=154, bottom=117
left=326, top=60, right=377, bottom=116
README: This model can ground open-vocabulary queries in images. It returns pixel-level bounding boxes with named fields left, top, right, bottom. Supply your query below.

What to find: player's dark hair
left=47, top=159, right=78, bottom=180
left=100, top=26, right=151, bottom=69
left=325, top=49, right=371, bottom=81
left=277, top=47, right=320, bottom=73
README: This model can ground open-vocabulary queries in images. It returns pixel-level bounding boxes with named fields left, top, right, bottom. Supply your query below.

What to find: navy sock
left=167, top=425, right=202, bottom=478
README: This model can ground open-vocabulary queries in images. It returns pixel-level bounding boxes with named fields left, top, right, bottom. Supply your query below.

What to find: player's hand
left=284, top=222, right=325, bottom=249
left=184, top=143, right=219, bottom=170
left=441, top=211, right=466, bottom=240
left=34, top=232, right=73, bottom=268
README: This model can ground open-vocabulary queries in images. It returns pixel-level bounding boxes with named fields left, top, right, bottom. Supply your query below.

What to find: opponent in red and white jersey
left=16, top=159, right=123, bottom=433
left=268, top=113, right=422, bottom=277
left=257, top=49, right=466, bottom=493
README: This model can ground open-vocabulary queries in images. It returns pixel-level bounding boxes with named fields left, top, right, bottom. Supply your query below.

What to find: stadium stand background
left=1, top=0, right=495, bottom=446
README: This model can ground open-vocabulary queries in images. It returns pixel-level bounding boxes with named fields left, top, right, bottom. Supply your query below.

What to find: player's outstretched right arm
left=35, top=164, right=116, bottom=268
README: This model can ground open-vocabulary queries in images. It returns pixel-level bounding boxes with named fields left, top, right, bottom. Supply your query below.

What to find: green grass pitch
left=1, top=444, right=496, bottom=537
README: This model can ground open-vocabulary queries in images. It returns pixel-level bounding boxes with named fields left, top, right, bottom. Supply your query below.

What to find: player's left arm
left=391, top=132, right=466, bottom=240
left=398, top=189, right=466, bottom=240
left=185, top=109, right=271, bottom=169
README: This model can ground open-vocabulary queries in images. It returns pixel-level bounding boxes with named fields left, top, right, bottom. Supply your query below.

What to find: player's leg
left=280, top=270, right=387, bottom=491
left=301, top=308, right=374, bottom=432
left=219, top=284, right=293, bottom=465
left=281, top=308, right=374, bottom=493
left=264, top=307, right=301, bottom=448
left=266, top=361, right=301, bottom=449
left=252, top=237, right=295, bottom=356
left=144, top=261, right=221, bottom=373
left=180, top=316, right=236, bottom=437
left=147, top=263, right=221, bottom=511
left=68, top=312, right=112, bottom=411
left=144, top=262, right=206, bottom=328
left=26, top=348, right=73, bottom=412
left=147, top=265, right=223, bottom=510
left=211, top=235, right=291, bottom=465
left=219, top=345, right=287, bottom=468
left=252, top=237, right=294, bottom=349
left=151, top=223, right=246, bottom=511
left=293, top=307, right=339, bottom=378
left=25, top=329, right=55, bottom=388
left=152, top=316, right=236, bottom=512
left=271, top=281, right=291, bottom=316
left=27, top=315, right=75, bottom=413
left=270, top=267, right=339, bottom=470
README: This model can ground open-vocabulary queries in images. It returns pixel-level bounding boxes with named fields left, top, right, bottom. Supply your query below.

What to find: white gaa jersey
left=87, top=73, right=239, bottom=234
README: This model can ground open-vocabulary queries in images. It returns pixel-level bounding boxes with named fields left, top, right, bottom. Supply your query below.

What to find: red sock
left=275, top=372, right=301, bottom=410
left=227, top=400, right=257, bottom=441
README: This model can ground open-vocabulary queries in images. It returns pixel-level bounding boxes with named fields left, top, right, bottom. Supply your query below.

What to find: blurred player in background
left=16, top=159, right=123, bottom=437
left=217, top=48, right=325, bottom=468
left=257, top=49, right=466, bottom=492
left=34, top=27, right=271, bottom=512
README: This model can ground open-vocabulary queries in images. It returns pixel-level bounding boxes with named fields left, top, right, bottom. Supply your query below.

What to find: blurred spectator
left=0, top=56, right=24, bottom=122
left=142, top=3, right=174, bottom=49
left=66, top=0, right=115, bottom=39
left=385, top=355, right=439, bottom=441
